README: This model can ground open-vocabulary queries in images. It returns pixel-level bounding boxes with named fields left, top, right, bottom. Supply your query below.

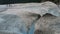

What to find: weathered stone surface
left=0, top=1, right=60, bottom=34
left=58, top=5, right=60, bottom=9
left=0, top=14, right=27, bottom=34
left=49, top=17, right=60, bottom=34
left=0, top=5, right=8, bottom=12
left=1, top=1, right=59, bottom=30
left=34, top=13, right=57, bottom=34
left=5, top=1, right=60, bottom=16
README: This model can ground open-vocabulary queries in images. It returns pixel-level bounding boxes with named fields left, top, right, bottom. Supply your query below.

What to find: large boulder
left=34, top=13, right=57, bottom=34
left=5, top=1, right=60, bottom=16
left=1, top=1, right=59, bottom=28
left=0, top=1, right=60, bottom=34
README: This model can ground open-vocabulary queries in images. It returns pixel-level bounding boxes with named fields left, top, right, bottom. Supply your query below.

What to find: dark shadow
left=34, top=30, right=43, bottom=34
left=0, top=0, right=59, bottom=5
left=42, top=13, right=56, bottom=17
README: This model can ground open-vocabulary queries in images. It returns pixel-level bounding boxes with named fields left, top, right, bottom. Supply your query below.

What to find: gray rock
left=0, top=1, right=60, bottom=34
left=7, top=1, right=60, bottom=17
left=0, top=14, right=26, bottom=34
left=0, top=5, right=8, bottom=12
left=49, top=17, right=60, bottom=34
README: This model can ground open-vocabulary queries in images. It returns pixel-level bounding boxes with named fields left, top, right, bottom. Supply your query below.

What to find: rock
left=34, top=13, right=57, bottom=34
left=34, top=29, right=54, bottom=34
left=0, top=5, right=8, bottom=12
left=6, top=1, right=60, bottom=16
left=58, top=5, right=60, bottom=9
left=34, top=30, right=43, bottom=34
left=1, top=1, right=59, bottom=30
left=1, top=1, right=59, bottom=28
left=0, top=14, right=26, bottom=34
left=49, top=17, right=60, bottom=34
left=0, top=1, right=60, bottom=34
left=1, top=7, right=40, bottom=33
